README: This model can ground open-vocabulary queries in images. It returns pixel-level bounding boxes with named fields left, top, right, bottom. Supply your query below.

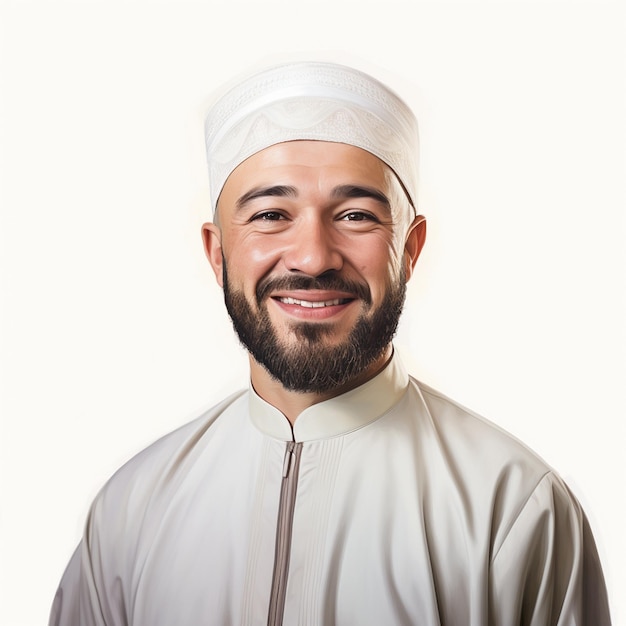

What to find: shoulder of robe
left=407, top=377, right=564, bottom=525
left=410, top=378, right=552, bottom=473
left=87, top=390, right=247, bottom=530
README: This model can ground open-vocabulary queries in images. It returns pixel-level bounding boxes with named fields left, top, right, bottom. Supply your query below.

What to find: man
left=50, top=62, right=611, bottom=625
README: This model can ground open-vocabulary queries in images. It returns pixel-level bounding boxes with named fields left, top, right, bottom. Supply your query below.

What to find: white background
left=1, top=1, right=624, bottom=624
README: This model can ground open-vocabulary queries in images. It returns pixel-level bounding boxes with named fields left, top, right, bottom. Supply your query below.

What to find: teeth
left=279, top=297, right=344, bottom=308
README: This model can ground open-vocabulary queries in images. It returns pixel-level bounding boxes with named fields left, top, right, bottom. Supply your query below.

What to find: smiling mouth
left=275, top=297, right=353, bottom=308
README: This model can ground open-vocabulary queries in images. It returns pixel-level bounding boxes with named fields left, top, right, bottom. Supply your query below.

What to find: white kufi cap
left=204, top=62, right=419, bottom=214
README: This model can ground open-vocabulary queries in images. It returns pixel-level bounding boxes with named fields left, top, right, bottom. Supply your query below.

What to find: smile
left=276, top=297, right=352, bottom=308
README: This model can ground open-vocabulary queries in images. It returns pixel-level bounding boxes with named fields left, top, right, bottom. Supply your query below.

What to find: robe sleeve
left=49, top=507, right=129, bottom=626
left=48, top=537, right=115, bottom=626
left=49, top=544, right=82, bottom=626
left=489, top=472, right=611, bottom=625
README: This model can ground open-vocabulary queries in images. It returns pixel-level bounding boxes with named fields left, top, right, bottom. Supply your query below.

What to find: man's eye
left=340, top=211, right=378, bottom=222
left=251, top=211, right=284, bottom=221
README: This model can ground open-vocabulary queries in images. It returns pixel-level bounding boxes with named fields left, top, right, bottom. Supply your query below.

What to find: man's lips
left=276, top=296, right=351, bottom=308
left=269, top=290, right=358, bottom=319
left=272, top=290, right=355, bottom=309
left=256, top=276, right=371, bottom=307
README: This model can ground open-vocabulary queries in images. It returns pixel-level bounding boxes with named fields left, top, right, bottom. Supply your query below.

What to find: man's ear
left=201, top=222, right=224, bottom=288
left=403, top=215, right=427, bottom=281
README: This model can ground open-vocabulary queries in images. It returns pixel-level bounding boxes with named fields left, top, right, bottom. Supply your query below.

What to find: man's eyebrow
left=331, top=185, right=391, bottom=208
left=236, top=185, right=298, bottom=209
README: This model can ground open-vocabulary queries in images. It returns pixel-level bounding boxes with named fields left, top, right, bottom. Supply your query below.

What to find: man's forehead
left=219, top=140, right=399, bottom=213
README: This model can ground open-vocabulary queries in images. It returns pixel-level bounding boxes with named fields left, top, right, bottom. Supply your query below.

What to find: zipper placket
left=267, top=441, right=303, bottom=626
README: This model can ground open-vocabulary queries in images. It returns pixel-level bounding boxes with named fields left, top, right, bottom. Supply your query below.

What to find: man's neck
left=248, top=345, right=393, bottom=425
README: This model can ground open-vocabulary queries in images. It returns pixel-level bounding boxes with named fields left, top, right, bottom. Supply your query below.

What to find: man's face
left=204, top=141, right=424, bottom=393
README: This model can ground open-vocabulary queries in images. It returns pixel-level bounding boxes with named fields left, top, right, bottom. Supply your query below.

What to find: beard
left=222, top=260, right=407, bottom=393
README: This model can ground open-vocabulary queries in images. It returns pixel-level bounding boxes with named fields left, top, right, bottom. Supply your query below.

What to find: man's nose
left=282, top=219, right=343, bottom=276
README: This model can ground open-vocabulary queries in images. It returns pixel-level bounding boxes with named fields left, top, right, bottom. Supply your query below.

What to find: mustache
left=256, top=273, right=372, bottom=306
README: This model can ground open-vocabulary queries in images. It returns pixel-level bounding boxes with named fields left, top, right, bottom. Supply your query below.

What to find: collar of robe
left=248, top=349, right=410, bottom=442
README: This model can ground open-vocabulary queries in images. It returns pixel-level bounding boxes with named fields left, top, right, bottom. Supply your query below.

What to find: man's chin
left=282, top=320, right=350, bottom=344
